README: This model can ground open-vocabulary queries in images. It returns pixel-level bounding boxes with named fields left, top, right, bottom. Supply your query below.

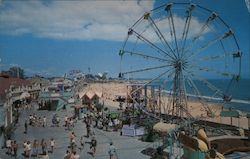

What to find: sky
left=0, top=0, right=249, bottom=79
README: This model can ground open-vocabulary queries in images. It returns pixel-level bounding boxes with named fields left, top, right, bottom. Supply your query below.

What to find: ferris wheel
left=119, top=2, right=242, bottom=119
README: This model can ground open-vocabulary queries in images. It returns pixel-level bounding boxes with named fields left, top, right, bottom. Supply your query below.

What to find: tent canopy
left=153, top=122, right=176, bottom=133
left=79, top=90, right=102, bottom=99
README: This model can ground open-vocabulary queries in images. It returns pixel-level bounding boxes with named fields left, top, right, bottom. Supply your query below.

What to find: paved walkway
left=226, top=152, right=250, bottom=159
left=1, top=104, right=250, bottom=159
left=0, top=104, right=151, bottom=159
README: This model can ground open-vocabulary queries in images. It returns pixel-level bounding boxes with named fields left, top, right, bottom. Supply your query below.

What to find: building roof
left=85, top=91, right=96, bottom=99
left=79, top=90, right=102, bottom=100
left=95, top=91, right=102, bottom=98
left=0, top=76, right=31, bottom=101
left=29, top=76, right=49, bottom=86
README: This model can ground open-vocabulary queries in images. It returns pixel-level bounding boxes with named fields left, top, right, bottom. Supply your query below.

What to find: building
left=38, top=91, right=75, bottom=111
left=78, top=90, right=102, bottom=109
left=1, top=67, right=25, bottom=79
left=0, top=75, right=41, bottom=147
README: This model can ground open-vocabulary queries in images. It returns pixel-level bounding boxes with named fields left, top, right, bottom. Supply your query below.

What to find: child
left=6, top=138, right=11, bottom=155
left=50, top=138, right=55, bottom=153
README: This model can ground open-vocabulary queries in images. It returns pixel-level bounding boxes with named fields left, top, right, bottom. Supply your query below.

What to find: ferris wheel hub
left=174, top=59, right=186, bottom=72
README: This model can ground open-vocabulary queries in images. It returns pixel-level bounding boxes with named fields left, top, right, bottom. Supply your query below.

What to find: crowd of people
left=83, top=112, right=121, bottom=132
left=23, top=114, right=48, bottom=135
left=5, top=138, right=18, bottom=157
left=23, top=138, right=56, bottom=158
left=28, top=114, right=47, bottom=127
left=5, top=138, right=55, bottom=159
left=4, top=101, right=121, bottom=159
left=64, top=115, right=77, bottom=130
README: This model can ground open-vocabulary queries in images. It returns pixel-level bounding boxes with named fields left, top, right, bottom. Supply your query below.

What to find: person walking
left=104, top=117, right=109, bottom=131
left=79, top=136, right=84, bottom=152
left=15, top=110, right=19, bottom=124
left=56, top=115, right=60, bottom=127
left=29, top=115, right=33, bottom=125
left=32, top=139, right=39, bottom=157
left=43, top=116, right=47, bottom=127
left=64, top=115, right=68, bottom=127
left=23, top=140, right=27, bottom=156
left=41, top=139, right=47, bottom=155
left=108, top=142, right=117, bottom=159
left=66, top=118, right=70, bottom=130
left=69, top=118, right=74, bottom=129
left=69, top=132, right=76, bottom=151
left=90, top=136, right=97, bottom=157
left=86, top=124, right=90, bottom=137
left=24, top=120, right=28, bottom=134
left=6, top=138, right=11, bottom=155
left=12, top=140, right=18, bottom=158
left=26, top=141, right=32, bottom=158
left=10, top=140, right=14, bottom=156
left=50, top=138, right=55, bottom=153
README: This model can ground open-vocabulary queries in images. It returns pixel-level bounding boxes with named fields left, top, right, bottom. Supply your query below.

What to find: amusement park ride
left=118, top=2, right=247, bottom=158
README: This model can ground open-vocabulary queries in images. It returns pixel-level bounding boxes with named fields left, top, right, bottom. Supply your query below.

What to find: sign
left=220, top=111, right=240, bottom=118
left=51, top=93, right=60, bottom=97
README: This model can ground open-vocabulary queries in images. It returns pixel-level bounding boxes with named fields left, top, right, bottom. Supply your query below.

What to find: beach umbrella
left=196, top=138, right=209, bottom=152
left=197, top=128, right=210, bottom=149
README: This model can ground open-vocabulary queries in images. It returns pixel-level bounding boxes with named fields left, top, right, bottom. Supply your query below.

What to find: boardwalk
left=0, top=103, right=151, bottom=159
left=1, top=103, right=249, bottom=159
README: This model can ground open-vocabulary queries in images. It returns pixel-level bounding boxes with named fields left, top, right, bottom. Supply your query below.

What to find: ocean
left=150, top=78, right=250, bottom=113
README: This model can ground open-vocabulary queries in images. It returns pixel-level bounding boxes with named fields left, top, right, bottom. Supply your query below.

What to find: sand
left=78, top=81, right=249, bottom=129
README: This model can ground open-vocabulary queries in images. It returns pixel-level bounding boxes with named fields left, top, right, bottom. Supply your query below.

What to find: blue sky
left=0, top=0, right=249, bottom=79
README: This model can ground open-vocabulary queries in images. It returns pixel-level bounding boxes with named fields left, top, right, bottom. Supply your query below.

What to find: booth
left=122, top=125, right=145, bottom=137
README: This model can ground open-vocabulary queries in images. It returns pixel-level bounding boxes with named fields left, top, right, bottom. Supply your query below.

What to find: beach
left=81, top=81, right=249, bottom=129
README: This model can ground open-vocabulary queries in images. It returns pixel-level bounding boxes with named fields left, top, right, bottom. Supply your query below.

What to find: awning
left=85, top=91, right=96, bottom=99
left=78, top=91, right=87, bottom=99
left=79, top=90, right=102, bottom=99
left=20, top=92, right=30, bottom=99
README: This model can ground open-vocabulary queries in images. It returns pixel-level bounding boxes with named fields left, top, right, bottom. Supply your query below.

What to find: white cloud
left=0, top=1, right=211, bottom=42
left=129, top=14, right=210, bottom=44
left=246, top=0, right=250, bottom=13
left=0, top=0, right=154, bottom=41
